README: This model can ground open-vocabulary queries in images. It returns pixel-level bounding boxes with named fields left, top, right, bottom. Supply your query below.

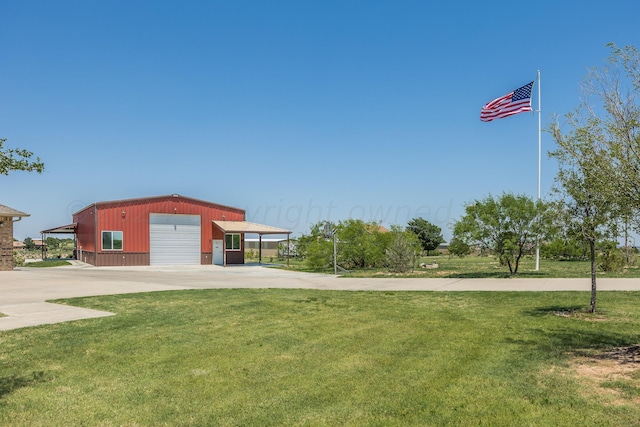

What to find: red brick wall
left=0, top=217, right=14, bottom=271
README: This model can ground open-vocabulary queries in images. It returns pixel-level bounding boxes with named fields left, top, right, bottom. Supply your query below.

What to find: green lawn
left=2, top=289, right=640, bottom=426
left=23, top=260, right=72, bottom=268
left=333, top=255, right=640, bottom=278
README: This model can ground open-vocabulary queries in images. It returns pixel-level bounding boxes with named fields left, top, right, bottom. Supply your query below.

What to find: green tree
left=549, top=123, right=619, bottom=313
left=45, top=237, right=61, bottom=249
left=385, top=226, right=421, bottom=273
left=23, top=237, right=35, bottom=250
left=407, top=217, right=444, bottom=255
left=0, top=138, right=44, bottom=175
left=547, top=44, right=638, bottom=312
left=297, top=220, right=391, bottom=271
left=336, top=219, right=387, bottom=269
left=452, top=193, right=552, bottom=275
left=297, top=222, right=333, bottom=269
left=584, top=44, right=640, bottom=226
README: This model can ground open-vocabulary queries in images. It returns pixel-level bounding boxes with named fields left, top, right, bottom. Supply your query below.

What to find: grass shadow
left=444, top=272, right=512, bottom=279
left=0, top=371, right=48, bottom=399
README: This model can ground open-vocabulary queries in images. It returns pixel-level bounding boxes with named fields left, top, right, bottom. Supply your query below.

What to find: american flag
left=480, top=81, right=534, bottom=122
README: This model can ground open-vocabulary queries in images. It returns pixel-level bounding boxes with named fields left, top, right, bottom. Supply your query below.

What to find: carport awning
left=41, top=223, right=77, bottom=234
left=212, top=220, right=290, bottom=235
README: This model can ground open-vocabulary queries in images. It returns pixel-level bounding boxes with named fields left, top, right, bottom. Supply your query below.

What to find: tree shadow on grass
left=516, top=306, right=640, bottom=356
left=0, top=371, right=48, bottom=399
left=444, top=271, right=548, bottom=279
left=444, top=272, right=513, bottom=279
left=526, top=306, right=587, bottom=317
left=444, top=271, right=546, bottom=279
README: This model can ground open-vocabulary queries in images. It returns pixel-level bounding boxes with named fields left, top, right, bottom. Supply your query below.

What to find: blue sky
left=2, top=0, right=639, bottom=241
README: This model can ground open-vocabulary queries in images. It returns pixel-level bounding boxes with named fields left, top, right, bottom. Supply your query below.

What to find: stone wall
left=0, top=216, right=14, bottom=271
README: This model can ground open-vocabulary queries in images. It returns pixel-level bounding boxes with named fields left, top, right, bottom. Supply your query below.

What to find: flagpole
left=535, top=69, right=541, bottom=271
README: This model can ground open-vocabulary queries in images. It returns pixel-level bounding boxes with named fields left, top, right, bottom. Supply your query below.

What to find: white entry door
left=212, top=239, right=224, bottom=265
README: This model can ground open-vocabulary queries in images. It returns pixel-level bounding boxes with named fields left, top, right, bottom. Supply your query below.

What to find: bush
left=448, top=238, right=471, bottom=258
left=541, top=239, right=587, bottom=260
left=13, top=250, right=25, bottom=267
left=385, top=227, right=420, bottom=273
left=598, top=242, right=626, bottom=272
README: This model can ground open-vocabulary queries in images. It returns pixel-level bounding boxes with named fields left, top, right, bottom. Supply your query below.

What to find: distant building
left=244, top=238, right=287, bottom=258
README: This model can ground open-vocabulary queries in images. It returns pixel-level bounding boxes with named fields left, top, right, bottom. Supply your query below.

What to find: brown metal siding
left=226, top=251, right=244, bottom=264
left=95, top=252, right=150, bottom=266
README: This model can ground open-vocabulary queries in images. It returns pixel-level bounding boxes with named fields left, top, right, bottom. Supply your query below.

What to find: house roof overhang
left=212, top=220, right=291, bottom=235
left=0, top=204, right=30, bottom=219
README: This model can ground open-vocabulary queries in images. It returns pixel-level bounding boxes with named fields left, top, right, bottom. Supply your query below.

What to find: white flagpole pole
left=535, top=69, right=541, bottom=271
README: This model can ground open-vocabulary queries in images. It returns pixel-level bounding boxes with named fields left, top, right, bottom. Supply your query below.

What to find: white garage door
left=149, top=214, right=201, bottom=265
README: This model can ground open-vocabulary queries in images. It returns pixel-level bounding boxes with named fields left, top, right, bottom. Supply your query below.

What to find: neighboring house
left=0, top=204, right=30, bottom=271
left=364, top=224, right=389, bottom=234
left=13, top=241, right=25, bottom=250
left=42, top=194, right=290, bottom=267
left=31, top=239, right=46, bottom=249
left=437, top=242, right=449, bottom=255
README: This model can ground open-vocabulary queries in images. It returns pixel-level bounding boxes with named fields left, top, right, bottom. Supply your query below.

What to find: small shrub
left=598, top=243, right=626, bottom=272
left=385, top=228, right=420, bottom=273
left=13, top=250, right=25, bottom=267
left=448, top=238, right=471, bottom=258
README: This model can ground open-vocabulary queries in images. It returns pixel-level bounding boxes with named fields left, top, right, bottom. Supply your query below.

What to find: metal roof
left=73, top=194, right=245, bottom=216
left=0, top=204, right=29, bottom=218
left=212, top=220, right=291, bottom=235
left=40, top=223, right=78, bottom=234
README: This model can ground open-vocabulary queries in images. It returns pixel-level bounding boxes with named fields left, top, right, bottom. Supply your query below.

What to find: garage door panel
left=149, top=214, right=201, bottom=265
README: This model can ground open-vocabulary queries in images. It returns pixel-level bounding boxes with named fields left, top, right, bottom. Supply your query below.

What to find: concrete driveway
left=1, top=262, right=640, bottom=331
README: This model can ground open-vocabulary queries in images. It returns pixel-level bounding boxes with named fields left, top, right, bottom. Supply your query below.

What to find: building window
left=225, top=233, right=241, bottom=251
left=102, top=231, right=123, bottom=251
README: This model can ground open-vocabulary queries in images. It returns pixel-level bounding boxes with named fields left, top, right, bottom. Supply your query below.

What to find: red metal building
left=43, top=194, right=290, bottom=267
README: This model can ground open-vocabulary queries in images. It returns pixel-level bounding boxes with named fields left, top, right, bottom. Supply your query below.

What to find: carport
left=40, top=223, right=78, bottom=260
left=212, top=221, right=291, bottom=266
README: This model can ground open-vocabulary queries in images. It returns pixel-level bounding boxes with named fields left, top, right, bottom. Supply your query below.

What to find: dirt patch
left=569, top=345, right=640, bottom=405
left=554, top=309, right=610, bottom=322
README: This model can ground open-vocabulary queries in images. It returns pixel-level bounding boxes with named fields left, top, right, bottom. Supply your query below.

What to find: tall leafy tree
left=452, top=193, right=552, bottom=275
left=0, top=139, right=44, bottom=175
left=406, top=217, right=444, bottom=255
left=585, top=44, right=640, bottom=223
left=547, top=44, right=640, bottom=312
left=23, top=237, right=35, bottom=250
left=550, top=111, right=618, bottom=313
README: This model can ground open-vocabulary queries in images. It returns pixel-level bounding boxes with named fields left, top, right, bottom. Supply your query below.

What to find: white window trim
left=102, top=230, right=123, bottom=251
left=225, top=233, right=241, bottom=251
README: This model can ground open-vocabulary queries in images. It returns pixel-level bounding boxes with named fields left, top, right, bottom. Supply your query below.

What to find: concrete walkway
left=1, top=262, right=640, bottom=331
